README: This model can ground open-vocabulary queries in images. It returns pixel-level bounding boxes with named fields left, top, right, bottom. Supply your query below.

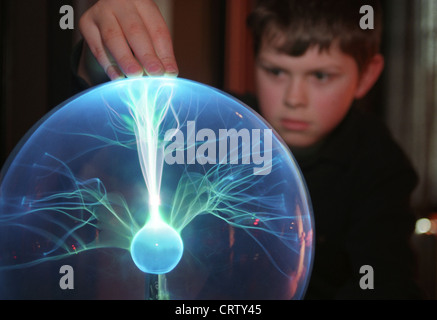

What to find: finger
left=79, top=14, right=125, bottom=80
left=135, top=0, right=179, bottom=76
left=97, top=12, right=145, bottom=78
left=115, top=7, right=165, bottom=76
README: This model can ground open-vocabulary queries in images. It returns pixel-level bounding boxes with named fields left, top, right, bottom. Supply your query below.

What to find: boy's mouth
left=280, top=118, right=309, bottom=131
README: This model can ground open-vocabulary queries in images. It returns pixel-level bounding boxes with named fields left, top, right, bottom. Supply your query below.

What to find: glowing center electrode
left=130, top=214, right=183, bottom=274
left=127, top=80, right=183, bottom=274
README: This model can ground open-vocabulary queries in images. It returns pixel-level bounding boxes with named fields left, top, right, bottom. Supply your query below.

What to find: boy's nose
left=284, top=79, right=308, bottom=109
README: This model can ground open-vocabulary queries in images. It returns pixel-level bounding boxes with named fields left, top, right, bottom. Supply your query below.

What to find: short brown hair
left=247, top=0, right=382, bottom=71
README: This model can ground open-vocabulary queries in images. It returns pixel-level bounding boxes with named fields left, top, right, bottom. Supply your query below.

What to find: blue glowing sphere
left=131, top=221, right=184, bottom=274
left=0, top=77, right=314, bottom=299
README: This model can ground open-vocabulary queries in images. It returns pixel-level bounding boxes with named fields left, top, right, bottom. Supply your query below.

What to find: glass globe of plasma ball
left=0, top=77, right=314, bottom=299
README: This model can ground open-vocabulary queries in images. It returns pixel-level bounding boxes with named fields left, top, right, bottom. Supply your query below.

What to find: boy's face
left=255, top=40, right=363, bottom=148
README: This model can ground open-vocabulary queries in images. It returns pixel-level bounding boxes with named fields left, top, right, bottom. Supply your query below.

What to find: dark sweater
left=296, top=106, right=420, bottom=299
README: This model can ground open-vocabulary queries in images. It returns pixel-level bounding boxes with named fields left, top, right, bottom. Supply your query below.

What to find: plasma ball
left=0, top=77, right=314, bottom=299
left=130, top=221, right=183, bottom=274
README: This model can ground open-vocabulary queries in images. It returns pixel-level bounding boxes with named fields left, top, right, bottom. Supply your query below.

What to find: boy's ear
left=354, top=54, right=385, bottom=99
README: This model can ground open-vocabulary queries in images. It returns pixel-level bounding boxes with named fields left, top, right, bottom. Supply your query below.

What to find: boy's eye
left=312, top=71, right=331, bottom=81
left=264, top=66, right=285, bottom=77
left=269, top=68, right=283, bottom=76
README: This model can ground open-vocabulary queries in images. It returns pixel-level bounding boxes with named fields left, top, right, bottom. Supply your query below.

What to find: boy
left=76, top=0, right=421, bottom=299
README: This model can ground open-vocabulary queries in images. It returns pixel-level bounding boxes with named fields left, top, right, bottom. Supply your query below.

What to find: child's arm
left=77, top=0, right=178, bottom=86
